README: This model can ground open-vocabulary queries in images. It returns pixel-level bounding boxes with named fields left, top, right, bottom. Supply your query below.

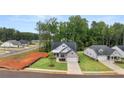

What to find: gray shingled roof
left=117, top=45, right=124, bottom=51
left=20, top=40, right=29, bottom=44
left=7, top=40, right=21, bottom=45
left=51, top=41, right=77, bottom=51
left=89, top=45, right=114, bottom=55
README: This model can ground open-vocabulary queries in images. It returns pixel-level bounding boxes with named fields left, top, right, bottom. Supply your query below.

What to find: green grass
left=78, top=52, right=111, bottom=71
left=116, top=62, right=124, bottom=68
left=0, top=49, right=39, bottom=62
left=30, top=58, right=67, bottom=70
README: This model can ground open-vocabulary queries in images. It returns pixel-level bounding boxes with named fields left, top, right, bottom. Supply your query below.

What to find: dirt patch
left=0, top=52, right=48, bottom=70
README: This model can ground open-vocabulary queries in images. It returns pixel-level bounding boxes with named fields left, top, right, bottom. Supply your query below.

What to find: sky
left=0, top=15, right=124, bottom=33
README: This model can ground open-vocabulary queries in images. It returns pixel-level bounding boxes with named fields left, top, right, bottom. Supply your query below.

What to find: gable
left=66, top=51, right=78, bottom=58
left=52, top=43, right=70, bottom=53
left=111, top=50, right=121, bottom=56
left=51, top=41, right=77, bottom=51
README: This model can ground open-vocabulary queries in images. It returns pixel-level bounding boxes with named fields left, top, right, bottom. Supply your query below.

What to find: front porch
left=107, top=56, right=121, bottom=62
left=54, top=53, right=67, bottom=62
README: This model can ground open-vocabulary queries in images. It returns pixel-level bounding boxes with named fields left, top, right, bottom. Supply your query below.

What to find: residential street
left=0, top=46, right=38, bottom=58
left=0, top=69, right=124, bottom=78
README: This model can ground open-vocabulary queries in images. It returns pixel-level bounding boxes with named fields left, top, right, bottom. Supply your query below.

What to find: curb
left=23, top=68, right=67, bottom=74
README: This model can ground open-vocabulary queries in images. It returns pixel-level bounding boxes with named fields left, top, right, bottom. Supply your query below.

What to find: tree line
left=0, top=27, right=38, bottom=42
left=36, top=15, right=124, bottom=51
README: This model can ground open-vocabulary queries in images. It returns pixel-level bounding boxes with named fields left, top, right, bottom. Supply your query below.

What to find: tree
left=0, top=27, right=38, bottom=42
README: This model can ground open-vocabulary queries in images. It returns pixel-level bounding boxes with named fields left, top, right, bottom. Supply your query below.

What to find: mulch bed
left=0, top=52, right=48, bottom=70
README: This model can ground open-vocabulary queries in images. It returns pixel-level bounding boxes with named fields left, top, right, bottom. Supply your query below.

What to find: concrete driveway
left=99, top=60, right=124, bottom=74
left=67, top=61, right=82, bottom=75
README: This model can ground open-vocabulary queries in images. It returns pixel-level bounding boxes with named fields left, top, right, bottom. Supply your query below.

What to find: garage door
left=98, top=56, right=107, bottom=61
left=66, top=58, right=78, bottom=62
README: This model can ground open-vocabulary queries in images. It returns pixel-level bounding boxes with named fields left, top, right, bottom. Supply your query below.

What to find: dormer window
left=98, top=49, right=103, bottom=53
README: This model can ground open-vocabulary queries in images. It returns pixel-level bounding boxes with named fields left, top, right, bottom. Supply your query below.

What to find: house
left=112, top=45, right=124, bottom=58
left=84, top=45, right=121, bottom=62
left=51, top=42, right=78, bottom=62
left=19, top=40, right=29, bottom=47
left=1, top=40, right=22, bottom=48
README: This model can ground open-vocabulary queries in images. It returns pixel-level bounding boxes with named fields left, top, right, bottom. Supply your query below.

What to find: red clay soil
left=0, top=52, right=48, bottom=70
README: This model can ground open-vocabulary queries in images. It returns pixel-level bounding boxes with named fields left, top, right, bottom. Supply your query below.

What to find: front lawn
left=78, top=52, right=111, bottom=71
left=116, top=62, right=124, bottom=68
left=30, top=58, right=67, bottom=70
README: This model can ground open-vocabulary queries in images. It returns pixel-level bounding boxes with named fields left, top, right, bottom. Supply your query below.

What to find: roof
left=7, top=40, right=21, bottom=45
left=52, top=43, right=72, bottom=53
left=117, top=45, right=124, bottom=51
left=89, top=45, right=115, bottom=55
left=20, top=40, right=29, bottom=44
left=51, top=41, right=77, bottom=51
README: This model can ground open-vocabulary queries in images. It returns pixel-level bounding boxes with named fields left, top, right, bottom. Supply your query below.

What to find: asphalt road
left=0, top=70, right=124, bottom=78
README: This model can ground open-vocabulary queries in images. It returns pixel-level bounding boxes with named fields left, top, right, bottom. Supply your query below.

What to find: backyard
left=30, top=58, right=67, bottom=70
left=78, top=52, right=111, bottom=71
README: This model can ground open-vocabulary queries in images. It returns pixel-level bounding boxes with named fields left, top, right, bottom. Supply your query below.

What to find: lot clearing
left=0, top=49, right=48, bottom=70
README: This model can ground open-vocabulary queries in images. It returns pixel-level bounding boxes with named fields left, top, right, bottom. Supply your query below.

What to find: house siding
left=84, top=48, right=97, bottom=60
left=66, top=51, right=78, bottom=62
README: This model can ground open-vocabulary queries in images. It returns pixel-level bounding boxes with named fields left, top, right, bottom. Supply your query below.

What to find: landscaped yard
left=78, top=52, right=111, bottom=71
left=116, top=62, right=124, bottom=68
left=0, top=50, right=5, bottom=53
left=30, top=58, right=67, bottom=70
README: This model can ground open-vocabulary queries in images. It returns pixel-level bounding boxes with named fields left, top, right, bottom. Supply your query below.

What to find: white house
left=112, top=45, right=124, bottom=58
left=51, top=42, right=78, bottom=62
left=84, top=45, right=121, bottom=62
left=1, top=40, right=22, bottom=48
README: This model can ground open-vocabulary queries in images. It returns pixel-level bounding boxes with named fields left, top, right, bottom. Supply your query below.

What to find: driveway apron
left=99, top=60, right=124, bottom=75
left=67, top=61, right=82, bottom=75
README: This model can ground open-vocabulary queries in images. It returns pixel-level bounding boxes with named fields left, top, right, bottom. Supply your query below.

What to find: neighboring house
left=20, top=40, right=29, bottom=47
left=112, top=45, right=124, bottom=58
left=51, top=42, right=78, bottom=62
left=1, top=40, right=22, bottom=48
left=84, top=45, right=121, bottom=62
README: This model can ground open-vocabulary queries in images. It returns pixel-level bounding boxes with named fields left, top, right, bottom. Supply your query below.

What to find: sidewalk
left=67, top=61, right=82, bottom=75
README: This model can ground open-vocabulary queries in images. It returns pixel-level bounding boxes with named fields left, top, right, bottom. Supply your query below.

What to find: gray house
left=84, top=45, right=121, bottom=62
left=1, top=40, right=22, bottom=48
left=51, top=42, right=78, bottom=62
left=20, top=40, right=29, bottom=47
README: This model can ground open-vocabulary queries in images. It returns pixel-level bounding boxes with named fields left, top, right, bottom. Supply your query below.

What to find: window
left=56, top=53, right=59, bottom=57
left=98, top=49, right=103, bottom=54
left=61, top=54, right=65, bottom=57
left=107, top=56, right=110, bottom=60
left=59, top=58, right=65, bottom=61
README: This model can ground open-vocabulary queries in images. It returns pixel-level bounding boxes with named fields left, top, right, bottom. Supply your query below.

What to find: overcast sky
left=0, top=15, right=124, bottom=33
